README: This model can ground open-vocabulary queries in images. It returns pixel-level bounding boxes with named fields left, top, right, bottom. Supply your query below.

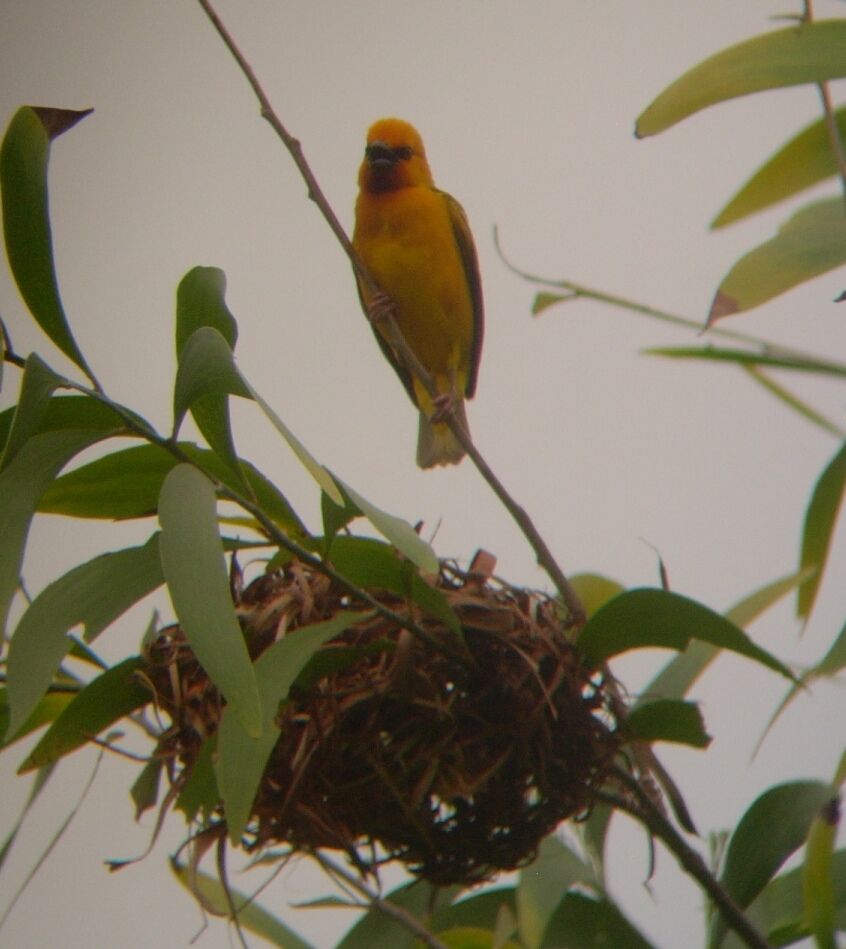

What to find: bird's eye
left=395, top=146, right=413, bottom=160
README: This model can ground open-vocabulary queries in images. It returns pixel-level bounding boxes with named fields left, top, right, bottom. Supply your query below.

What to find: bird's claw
left=366, top=291, right=395, bottom=326
left=431, top=393, right=455, bottom=423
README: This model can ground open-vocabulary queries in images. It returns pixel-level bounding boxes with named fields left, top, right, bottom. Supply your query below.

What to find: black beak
left=365, top=141, right=399, bottom=169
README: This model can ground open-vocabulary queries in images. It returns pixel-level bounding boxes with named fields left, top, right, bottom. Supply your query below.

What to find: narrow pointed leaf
left=532, top=292, right=569, bottom=315
left=39, top=441, right=307, bottom=536
left=798, top=439, right=846, bottom=620
left=802, top=799, right=839, bottom=949
left=20, top=657, right=150, bottom=772
left=636, top=21, right=846, bottom=137
left=158, top=464, right=261, bottom=737
left=647, top=345, right=846, bottom=381
left=710, top=781, right=833, bottom=948
left=175, top=269, right=241, bottom=489
left=707, top=199, right=846, bottom=324
left=0, top=428, right=113, bottom=639
left=337, top=880, right=457, bottom=949
left=0, top=354, right=65, bottom=470
left=176, top=736, right=218, bottom=822
left=570, top=573, right=626, bottom=618
left=517, top=835, right=596, bottom=949
left=638, top=568, right=812, bottom=708
left=0, top=106, right=95, bottom=379
left=170, top=858, right=317, bottom=949
left=742, top=365, right=844, bottom=438
left=217, top=611, right=370, bottom=842
left=243, top=378, right=344, bottom=505
left=624, top=699, right=710, bottom=748
left=175, top=266, right=237, bottom=353
left=721, top=849, right=846, bottom=949
left=429, top=890, right=517, bottom=936
left=541, top=891, right=655, bottom=949
left=172, top=326, right=249, bottom=491
left=130, top=758, right=163, bottom=821
left=6, top=533, right=163, bottom=735
left=713, top=106, right=846, bottom=227
left=0, top=689, right=74, bottom=748
left=340, top=479, right=439, bottom=576
left=0, top=395, right=134, bottom=449
left=327, top=535, right=457, bottom=631
left=577, top=588, right=795, bottom=682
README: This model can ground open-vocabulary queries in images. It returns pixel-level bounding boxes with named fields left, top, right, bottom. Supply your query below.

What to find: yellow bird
left=352, top=118, right=484, bottom=468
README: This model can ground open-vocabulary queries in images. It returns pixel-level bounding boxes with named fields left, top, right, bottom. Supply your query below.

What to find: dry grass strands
left=143, top=554, right=620, bottom=886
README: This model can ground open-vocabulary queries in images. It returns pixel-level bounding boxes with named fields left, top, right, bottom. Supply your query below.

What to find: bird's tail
left=416, top=399, right=469, bottom=468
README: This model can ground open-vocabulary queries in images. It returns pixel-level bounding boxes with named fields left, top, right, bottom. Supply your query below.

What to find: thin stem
left=194, top=0, right=585, bottom=626
left=606, top=767, right=772, bottom=949
left=311, top=851, right=449, bottom=949
left=803, top=0, right=846, bottom=203
left=494, top=228, right=845, bottom=366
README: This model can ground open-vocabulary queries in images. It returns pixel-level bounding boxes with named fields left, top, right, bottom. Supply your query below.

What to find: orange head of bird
left=358, top=118, right=434, bottom=193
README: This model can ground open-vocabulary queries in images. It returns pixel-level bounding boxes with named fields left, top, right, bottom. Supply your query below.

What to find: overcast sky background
left=2, top=2, right=846, bottom=946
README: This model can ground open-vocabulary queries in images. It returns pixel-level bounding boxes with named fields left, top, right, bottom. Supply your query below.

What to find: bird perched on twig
left=352, top=117, right=484, bottom=468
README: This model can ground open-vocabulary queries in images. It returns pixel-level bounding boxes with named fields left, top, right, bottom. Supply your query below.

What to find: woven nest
left=143, top=553, right=620, bottom=886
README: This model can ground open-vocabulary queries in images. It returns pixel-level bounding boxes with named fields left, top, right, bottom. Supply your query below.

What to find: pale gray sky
left=2, top=2, right=845, bottom=947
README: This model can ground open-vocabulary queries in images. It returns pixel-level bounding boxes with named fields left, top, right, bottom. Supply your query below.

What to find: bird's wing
left=441, top=190, right=484, bottom=399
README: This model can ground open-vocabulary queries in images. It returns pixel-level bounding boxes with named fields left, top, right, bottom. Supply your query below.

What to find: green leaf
left=713, top=106, right=846, bottom=227
left=0, top=354, right=65, bottom=470
left=707, top=199, right=846, bottom=323
left=636, top=20, right=846, bottom=137
left=638, top=568, right=810, bottom=708
left=339, top=479, right=439, bottom=576
left=576, top=588, right=795, bottom=682
left=0, top=688, right=74, bottom=749
left=429, top=889, right=517, bottom=936
left=20, top=657, right=150, bottom=772
left=130, top=758, right=163, bottom=821
left=321, top=487, right=359, bottom=548
left=516, top=835, right=597, bottom=949
left=802, top=799, right=839, bottom=949
left=0, top=427, right=113, bottom=639
left=328, top=535, right=458, bottom=632
left=624, top=699, right=710, bottom=748
left=217, top=611, right=370, bottom=842
left=798, top=439, right=846, bottom=620
left=175, top=266, right=237, bottom=353
left=580, top=804, right=613, bottom=885
left=570, top=573, right=626, bottom=619
left=337, top=880, right=457, bottom=949
left=532, top=291, right=569, bottom=315
left=646, top=345, right=846, bottom=381
left=170, top=857, right=317, bottom=949
left=173, top=263, right=248, bottom=510
left=710, top=781, right=833, bottom=948
left=0, top=394, right=131, bottom=450
left=175, top=735, right=218, bottom=822
left=0, top=106, right=96, bottom=380
left=721, top=849, right=846, bottom=949
left=39, top=441, right=307, bottom=537
left=742, top=364, right=845, bottom=438
left=243, top=378, right=344, bottom=506
left=172, top=325, right=250, bottom=490
left=541, top=890, right=656, bottom=949
left=5, top=533, right=163, bottom=736
left=158, top=464, right=262, bottom=737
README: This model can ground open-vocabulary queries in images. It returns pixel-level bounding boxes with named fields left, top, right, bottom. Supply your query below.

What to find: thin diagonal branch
left=802, top=0, right=846, bottom=203
left=604, top=767, right=772, bottom=949
left=194, top=0, right=585, bottom=626
left=310, top=850, right=449, bottom=949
